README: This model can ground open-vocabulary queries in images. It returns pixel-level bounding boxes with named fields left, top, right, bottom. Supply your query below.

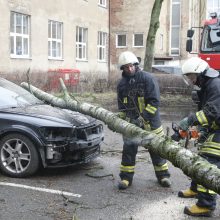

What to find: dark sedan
left=0, top=78, right=104, bottom=177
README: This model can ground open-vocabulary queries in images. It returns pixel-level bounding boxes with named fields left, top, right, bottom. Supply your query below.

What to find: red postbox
left=47, top=68, right=80, bottom=91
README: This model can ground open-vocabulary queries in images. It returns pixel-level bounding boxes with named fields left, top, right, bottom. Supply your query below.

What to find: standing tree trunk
left=144, top=0, right=164, bottom=72
left=21, top=80, right=220, bottom=194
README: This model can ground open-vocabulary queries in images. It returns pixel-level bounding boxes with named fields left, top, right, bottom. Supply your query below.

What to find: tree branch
left=20, top=80, right=220, bottom=194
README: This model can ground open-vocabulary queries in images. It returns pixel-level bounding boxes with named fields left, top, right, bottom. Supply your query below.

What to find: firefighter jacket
left=188, top=71, right=220, bottom=157
left=117, top=68, right=162, bottom=130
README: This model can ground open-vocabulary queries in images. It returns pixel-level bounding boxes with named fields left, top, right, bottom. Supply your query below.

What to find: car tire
left=0, top=133, right=40, bottom=177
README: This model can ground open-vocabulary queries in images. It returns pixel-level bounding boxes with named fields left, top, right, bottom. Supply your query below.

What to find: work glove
left=136, top=116, right=145, bottom=127
left=113, top=112, right=131, bottom=124
left=143, top=120, right=151, bottom=131
left=179, top=117, right=190, bottom=131
left=134, top=116, right=151, bottom=130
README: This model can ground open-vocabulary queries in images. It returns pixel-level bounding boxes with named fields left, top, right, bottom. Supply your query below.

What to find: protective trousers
left=189, top=133, right=220, bottom=210
left=119, top=135, right=170, bottom=184
left=190, top=156, right=219, bottom=210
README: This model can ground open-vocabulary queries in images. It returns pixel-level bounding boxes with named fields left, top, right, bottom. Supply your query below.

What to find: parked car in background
left=0, top=78, right=104, bottom=177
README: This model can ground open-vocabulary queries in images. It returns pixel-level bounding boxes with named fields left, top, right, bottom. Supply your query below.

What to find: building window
left=10, top=12, right=30, bottom=58
left=154, top=60, right=165, bottom=65
left=170, top=0, right=181, bottom=56
left=133, top=33, right=144, bottom=47
left=76, top=26, right=88, bottom=60
left=48, top=20, right=63, bottom=59
left=98, top=0, right=106, bottom=7
left=97, top=31, right=107, bottom=61
left=116, top=34, right=127, bottom=48
left=207, top=0, right=220, bottom=17
left=160, top=34, right=164, bottom=50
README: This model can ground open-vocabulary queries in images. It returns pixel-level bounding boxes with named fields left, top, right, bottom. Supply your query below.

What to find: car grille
left=76, top=124, right=103, bottom=140
left=82, top=146, right=100, bottom=162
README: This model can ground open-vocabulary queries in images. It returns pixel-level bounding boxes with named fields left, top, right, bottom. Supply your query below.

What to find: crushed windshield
left=201, top=25, right=220, bottom=52
left=0, top=78, right=43, bottom=109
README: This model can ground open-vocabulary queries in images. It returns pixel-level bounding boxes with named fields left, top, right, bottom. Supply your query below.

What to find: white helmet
left=181, top=57, right=209, bottom=75
left=118, top=51, right=139, bottom=69
left=204, top=68, right=219, bottom=77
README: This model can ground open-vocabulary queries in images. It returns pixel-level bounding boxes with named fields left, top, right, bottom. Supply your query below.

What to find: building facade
left=0, top=0, right=109, bottom=79
left=109, top=0, right=208, bottom=73
left=0, top=0, right=219, bottom=83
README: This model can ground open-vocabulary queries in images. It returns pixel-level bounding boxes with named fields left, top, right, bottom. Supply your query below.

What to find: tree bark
left=21, top=81, right=220, bottom=194
left=144, top=0, right=164, bottom=72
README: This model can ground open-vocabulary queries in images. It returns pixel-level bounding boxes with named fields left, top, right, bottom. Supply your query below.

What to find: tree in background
left=144, top=0, right=163, bottom=72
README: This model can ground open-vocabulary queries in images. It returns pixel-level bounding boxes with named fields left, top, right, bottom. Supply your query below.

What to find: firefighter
left=116, top=51, right=171, bottom=190
left=178, top=57, right=220, bottom=217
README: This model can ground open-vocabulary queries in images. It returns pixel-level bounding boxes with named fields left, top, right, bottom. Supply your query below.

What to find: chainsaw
left=171, top=122, right=200, bottom=148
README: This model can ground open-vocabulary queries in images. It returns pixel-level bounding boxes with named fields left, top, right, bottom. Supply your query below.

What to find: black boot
left=158, top=177, right=171, bottom=187
left=118, top=180, right=130, bottom=190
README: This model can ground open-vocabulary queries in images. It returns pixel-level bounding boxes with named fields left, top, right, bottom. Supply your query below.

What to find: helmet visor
left=182, top=75, right=191, bottom=86
left=182, top=73, right=198, bottom=86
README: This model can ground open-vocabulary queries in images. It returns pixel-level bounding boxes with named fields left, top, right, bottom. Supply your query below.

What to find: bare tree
left=144, top=0, right=163, bottom=72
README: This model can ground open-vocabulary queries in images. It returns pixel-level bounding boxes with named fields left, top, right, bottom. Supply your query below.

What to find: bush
left=0, top=70, right=192, bottom=96
left=0, top=70, right=48, bottom=89
left=154, top=73, right=193, bottom=95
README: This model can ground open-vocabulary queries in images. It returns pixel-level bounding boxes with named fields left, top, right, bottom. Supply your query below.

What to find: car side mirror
left=187, top=29, right=194, bottom=38
left=186, top=39, right=193, bottom=52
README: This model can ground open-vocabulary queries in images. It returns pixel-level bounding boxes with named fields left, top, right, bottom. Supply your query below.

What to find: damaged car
left=0, top=78, right=104, bottom=177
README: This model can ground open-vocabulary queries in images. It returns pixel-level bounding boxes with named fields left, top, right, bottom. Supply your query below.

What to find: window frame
left=97, top=31, right=107, bottom=62
left=116, top=33, right=127, bottom=48
left=133, top=33, right=144, bottom=48
left=76, top=26, right=88, bottom=61
left=169, top=0, right=181, bottom=56
left=98, top=0, right=107, bottom=8
left=206, top=0, right=220, bottom=18
left=10, top=11, right=30, bottom=59
left=159, top=33, right=164, bottom=50
left=48, top=20, right=63, bottom=60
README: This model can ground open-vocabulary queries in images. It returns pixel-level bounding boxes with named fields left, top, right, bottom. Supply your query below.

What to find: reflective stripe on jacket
left=117, top=69, right=162, bottom=130
left=189, top=76, right=220, bottom=157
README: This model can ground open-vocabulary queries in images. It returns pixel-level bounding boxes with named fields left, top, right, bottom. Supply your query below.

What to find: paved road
left=0, top=123, right=220, bottom=220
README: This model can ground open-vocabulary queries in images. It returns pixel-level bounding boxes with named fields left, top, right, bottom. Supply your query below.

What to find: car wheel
left=0, top=133, right=40, bottom=177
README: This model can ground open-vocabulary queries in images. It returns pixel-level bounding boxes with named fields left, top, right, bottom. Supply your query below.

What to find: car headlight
left=39, top=127, right=76, bottom=141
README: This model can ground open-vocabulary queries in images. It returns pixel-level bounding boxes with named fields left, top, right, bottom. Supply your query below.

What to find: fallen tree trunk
left=21, top=80, right=220, bottom=194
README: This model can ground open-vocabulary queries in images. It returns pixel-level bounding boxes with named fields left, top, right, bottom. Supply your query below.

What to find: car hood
left=0, top=104, right=95, bottom=127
